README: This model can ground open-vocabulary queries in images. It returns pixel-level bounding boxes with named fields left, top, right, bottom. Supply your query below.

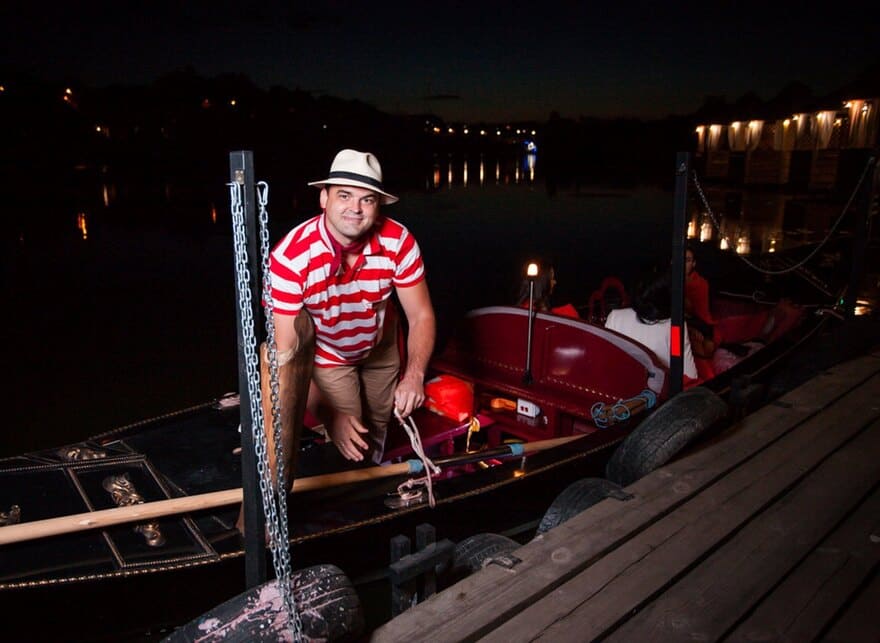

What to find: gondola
left=0, top=237, right=849, bottom=641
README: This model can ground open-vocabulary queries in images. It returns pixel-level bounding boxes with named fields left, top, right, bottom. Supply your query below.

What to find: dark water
left=1, top=152, right=853, bottom=457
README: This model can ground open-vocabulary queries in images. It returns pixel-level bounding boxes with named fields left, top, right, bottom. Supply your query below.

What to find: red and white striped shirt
left=268, top=214, right=425, bottom=367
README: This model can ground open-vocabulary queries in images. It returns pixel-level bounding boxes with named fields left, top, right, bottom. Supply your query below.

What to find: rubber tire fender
left=164, top=563, right=364, bottom=642
left=536, top=477, right=624, bottom=535
left=452, top=532, right=520, bottom=576
left=605, top=386, right=728, bottom=486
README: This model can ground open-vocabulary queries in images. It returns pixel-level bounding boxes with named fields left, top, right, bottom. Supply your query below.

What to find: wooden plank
left=821, top=568, right=880, bottom=643
left=726, top=485, right=880, bottom=642
left=484, top=378, right=880, bottom=642
left=602, top=417, right=880, bottom=642
left=371, top=356, right=880, bottom=642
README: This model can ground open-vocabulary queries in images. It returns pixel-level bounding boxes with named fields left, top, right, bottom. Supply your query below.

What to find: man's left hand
left=394, top=374, right=425, bottom=418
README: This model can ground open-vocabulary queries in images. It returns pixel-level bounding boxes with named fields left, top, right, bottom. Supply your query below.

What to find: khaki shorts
left=311, top=323, right=400, bottom=464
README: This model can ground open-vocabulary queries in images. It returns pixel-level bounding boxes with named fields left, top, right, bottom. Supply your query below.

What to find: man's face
left=321, top=185, right=380, bottom=244
left=685, top=250, right=696, bottom=276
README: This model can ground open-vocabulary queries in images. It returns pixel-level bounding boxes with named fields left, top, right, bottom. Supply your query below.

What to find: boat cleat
left=384, top=485, right=427, bottom=509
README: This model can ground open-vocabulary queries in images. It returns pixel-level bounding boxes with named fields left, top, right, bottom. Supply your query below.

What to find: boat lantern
left=523, top=263, right=539, bottom=384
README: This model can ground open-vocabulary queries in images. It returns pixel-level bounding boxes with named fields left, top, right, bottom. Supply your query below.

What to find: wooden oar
left=0, top=434, right=585, bottom=546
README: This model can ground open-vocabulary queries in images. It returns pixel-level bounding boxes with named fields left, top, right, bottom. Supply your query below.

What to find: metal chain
left=690, top=156, right=876, bottom=275
left=228, top=181, right=302, bottom=641
left=257, top=182, right=303, bottom=640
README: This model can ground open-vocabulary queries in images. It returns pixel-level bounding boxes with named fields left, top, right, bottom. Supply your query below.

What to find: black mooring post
left=229, top=150, right=267, bottom=588
left=844, top=154, right=878, bottom=320
left=670, top=152, right=689, bottom=396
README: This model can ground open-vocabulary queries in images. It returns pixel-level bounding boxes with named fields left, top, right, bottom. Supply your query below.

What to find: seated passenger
left=516, top=263, right=579, bottom=319
left=586, top=276, right=628, bottom=324
left=685, top=243, right=717, bottom=358
left=605, top=270, right=698, bottom=380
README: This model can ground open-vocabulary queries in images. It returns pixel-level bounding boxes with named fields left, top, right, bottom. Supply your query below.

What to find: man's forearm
left=262, top=310, right=315, bottom=489
left=402, top=316, right=435, bottom=382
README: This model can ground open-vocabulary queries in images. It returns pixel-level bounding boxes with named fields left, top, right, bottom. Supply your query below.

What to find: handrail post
left=844, top=154, right=877, bottom=319
left=670, top=152, right=689, bottom=395
left=228, top=150, right=267, bottom=588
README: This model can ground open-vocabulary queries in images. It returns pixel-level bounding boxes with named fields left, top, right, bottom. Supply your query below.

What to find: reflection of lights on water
left=432, top=167, right=441, bottom=189
left=495, top=161, right=500, bottom=183
left=527, top=154, right=536, bottom=181
left=463, top=160, right=469, bottom=187
left=700, top=221, right=713, bottom=242
left=687, top=220, right=697, bottom=238
left=102, top=184, right=111, bottom=207
left=719, top=237, right=729, bottom=250
left=211, top=204, right=217, bottom=224
left=479, top=159, right=485, bottom=186
left=736, top=237, right=750, bottom=255
left=77, top=212, right=88, bottom=240
left=447, top=164, right=453, bottom=187
left=515, top=164, right=520, bottom=183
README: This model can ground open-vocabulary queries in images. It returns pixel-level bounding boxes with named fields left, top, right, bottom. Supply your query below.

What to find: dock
left=372, top=350, right=880, bottom=642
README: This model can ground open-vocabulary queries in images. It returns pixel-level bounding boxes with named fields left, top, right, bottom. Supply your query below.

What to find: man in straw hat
left=263, top=149, right=435, bottom=484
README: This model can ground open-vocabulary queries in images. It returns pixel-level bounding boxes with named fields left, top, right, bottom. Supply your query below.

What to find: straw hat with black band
left=308, top=149, right=399, bottom=205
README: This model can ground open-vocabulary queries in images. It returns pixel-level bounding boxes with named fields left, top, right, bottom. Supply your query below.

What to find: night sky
left=3, top=1, right=879, bottom=122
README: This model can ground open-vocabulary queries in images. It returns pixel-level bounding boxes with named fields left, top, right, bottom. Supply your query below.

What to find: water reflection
left=687, top=185, right=846, bottom=256
left=77, top=212, right=88, bottom=240
left=16, top=153, right=860, bottom=275
left=426, top=153, right=539, bottom=190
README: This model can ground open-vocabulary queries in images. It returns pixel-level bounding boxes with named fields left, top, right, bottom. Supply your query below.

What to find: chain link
left=228, top=180, right=302, bottom=641
left=690, top=156, right=876, bottom=276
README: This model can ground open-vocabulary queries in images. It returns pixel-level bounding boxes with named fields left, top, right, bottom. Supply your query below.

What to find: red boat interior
left=382, top=297, right=806, bottom=462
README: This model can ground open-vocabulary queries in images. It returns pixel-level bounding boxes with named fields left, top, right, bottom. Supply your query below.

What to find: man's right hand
left=326, top=413, right=370, bottom=461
